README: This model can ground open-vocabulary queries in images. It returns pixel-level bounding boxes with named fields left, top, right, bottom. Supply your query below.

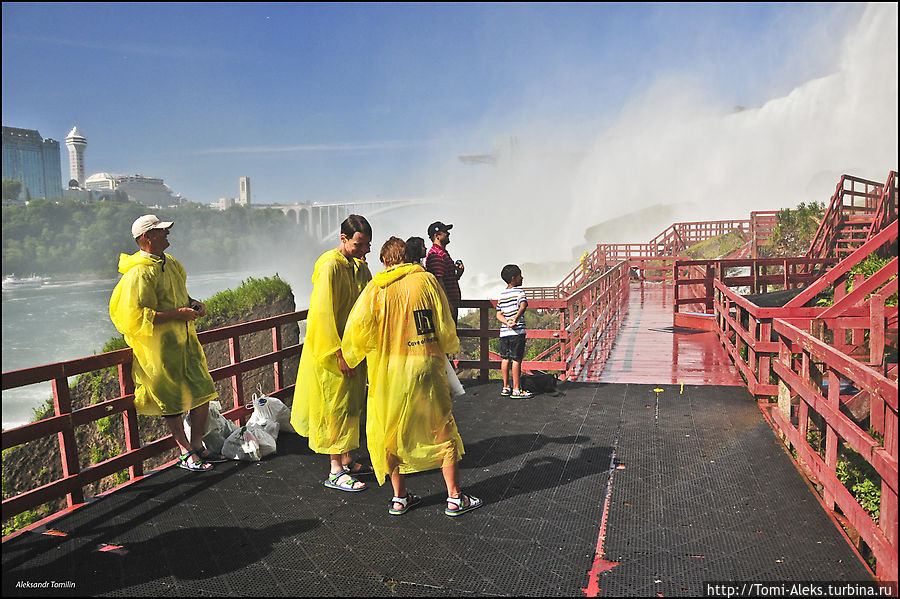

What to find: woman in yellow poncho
left=290, top=215, right=374, bottom=492
left=342, top=237, right=484, bottom=517
left=109, top=215, right=222, bottom=472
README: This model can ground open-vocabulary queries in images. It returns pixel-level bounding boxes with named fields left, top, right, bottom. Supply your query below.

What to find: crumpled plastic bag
left=183, top=400, right=239, bottom=454
left=221, top=423, right=277, bottom=461
left=247, top=389, right=293, bottom=438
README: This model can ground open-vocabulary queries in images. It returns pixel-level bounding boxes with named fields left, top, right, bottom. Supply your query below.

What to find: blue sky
left=2, top=2, right=866, bottom=207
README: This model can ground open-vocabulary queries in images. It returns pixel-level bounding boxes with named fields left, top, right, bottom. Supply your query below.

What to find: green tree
left=764, top=201, right=825, bottom=257
left=2, top=179, right=22, bottom=202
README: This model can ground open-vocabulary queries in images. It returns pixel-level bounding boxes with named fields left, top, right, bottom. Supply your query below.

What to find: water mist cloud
left=567, top=2, right=898, bottom=244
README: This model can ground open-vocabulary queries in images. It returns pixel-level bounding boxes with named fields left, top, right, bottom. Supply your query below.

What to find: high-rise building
left=239, top=176, right=251, bottom=206
left=66, top=126, right=87, bottom=187
left=1, top=126, right=63, bottom=202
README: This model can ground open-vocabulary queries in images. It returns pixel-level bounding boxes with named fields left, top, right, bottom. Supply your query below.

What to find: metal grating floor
left=3, top=381, right=873, bottom=596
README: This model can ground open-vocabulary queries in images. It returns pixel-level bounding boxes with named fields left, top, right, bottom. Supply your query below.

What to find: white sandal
left=445, top=494, right=483, bottom=517
left=388, top=492, right=422, bottom=515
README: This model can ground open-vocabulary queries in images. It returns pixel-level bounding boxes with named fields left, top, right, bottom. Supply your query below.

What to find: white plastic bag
left=248, top=386, right=293, bottom=437
left=221, top=423, right=277, bottom=461
left=445, top=358, right=465, bottom=399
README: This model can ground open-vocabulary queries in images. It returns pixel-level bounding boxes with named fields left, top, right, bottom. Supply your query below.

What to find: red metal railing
left=456, top=262, right=631, bottom=381
left=708, top=213, right=899, bottom=580
left=867, top=171, right=898, bottom=243
left=750, top=211, right=778, bottom=258
left=456, top=298, right=569, bottom=380
left=674, top=257, right=838, bottom=314
left=807, top=174, right=885, bottom=261
left=2, top=310, right=308, bottom=527
left=557, top=219, right=755, bottom=297
left=560, top=261, right=631, bottom=381
left=769, top=319, right=897, bottom=581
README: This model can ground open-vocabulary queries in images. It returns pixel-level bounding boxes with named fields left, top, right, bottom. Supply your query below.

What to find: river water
left=1, top=268, right=311, bottom=430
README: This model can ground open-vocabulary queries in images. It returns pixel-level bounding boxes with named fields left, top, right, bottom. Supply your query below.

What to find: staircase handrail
left=807, top=174, right=885, bottom=260
left=866, top=171, right=898, bottom=242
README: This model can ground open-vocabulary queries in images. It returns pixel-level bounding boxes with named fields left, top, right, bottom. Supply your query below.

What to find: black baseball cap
left=427, top=221, right=453, bottom=239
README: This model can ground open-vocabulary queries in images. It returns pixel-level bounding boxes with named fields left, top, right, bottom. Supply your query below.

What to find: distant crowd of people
left=110, top=213, right=535, bottom=517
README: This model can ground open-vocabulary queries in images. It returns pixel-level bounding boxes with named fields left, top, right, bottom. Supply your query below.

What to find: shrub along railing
left=2, top=310, right=308, bottom=530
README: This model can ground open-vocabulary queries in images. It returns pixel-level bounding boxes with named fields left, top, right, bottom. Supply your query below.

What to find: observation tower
left=65, top=125, right=87, bottom=187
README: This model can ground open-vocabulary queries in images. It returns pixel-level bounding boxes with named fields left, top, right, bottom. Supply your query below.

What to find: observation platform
left=2, top=378, right=872, bottom=596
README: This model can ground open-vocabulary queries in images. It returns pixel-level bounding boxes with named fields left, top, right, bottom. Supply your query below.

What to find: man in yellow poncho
left=109, top=215, right=223, bottom=472
left=290, top=215, right=374, bottom=492
left=342, top=237, right=484, bottom=517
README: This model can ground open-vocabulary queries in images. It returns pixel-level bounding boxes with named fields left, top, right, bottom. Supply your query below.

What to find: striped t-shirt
left=497, top=287, right=527, bottom=337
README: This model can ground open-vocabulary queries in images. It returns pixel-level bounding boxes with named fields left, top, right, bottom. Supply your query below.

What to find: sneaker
left=500, top=386, right=511, bottom=396
left=511, top=389, right=534, bottom=399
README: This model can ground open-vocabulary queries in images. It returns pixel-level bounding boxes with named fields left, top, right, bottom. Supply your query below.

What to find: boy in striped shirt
left=496, top=264, right=533, bottom=399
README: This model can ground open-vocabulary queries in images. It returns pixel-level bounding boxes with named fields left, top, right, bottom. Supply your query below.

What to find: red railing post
left=272, top=325, right=283, bottom=391
left=118, top=361, right=142, bottom=480
left=229, top=336, right=244, bottom=414
left=480, top=304, right=490, bottom=381
left=51, top=376, right=83, bottom=508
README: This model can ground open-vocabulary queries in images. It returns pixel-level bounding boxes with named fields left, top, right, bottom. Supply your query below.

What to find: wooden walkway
left=589, top=282, right=744, bottom=386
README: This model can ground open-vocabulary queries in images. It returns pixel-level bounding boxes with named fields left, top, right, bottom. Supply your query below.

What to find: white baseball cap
left=132, top=214, right=174, bottom=239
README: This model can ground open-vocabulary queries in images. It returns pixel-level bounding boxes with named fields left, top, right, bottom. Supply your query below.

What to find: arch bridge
left=265, top=197, right=449, bottom=242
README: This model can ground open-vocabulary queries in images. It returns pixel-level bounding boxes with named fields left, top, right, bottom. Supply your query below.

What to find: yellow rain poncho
left=341, top=263, right=463, bottom=485
left=290, top=249, right=372, bottom=454
left=109, top=251, right=217, bottom=416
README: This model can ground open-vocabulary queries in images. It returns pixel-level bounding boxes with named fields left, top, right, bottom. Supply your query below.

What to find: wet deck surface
left=590, top=282, right=744, bottom=386
left=3, top=380, right=871, bottom=597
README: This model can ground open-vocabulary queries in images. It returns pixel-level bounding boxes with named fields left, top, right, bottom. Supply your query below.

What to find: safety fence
left=674, top=257, right=838, bottom=314
left=2, top=310, right=308, bottom=529
left=555, top=217, right=776, bottom=297
left=768, top=317, right=897, bottom=581
left=457, top=261, right=631, bottom=382
left=708, top=219, right=898, bottom=580
left=807, top=173, right=890, bottom=261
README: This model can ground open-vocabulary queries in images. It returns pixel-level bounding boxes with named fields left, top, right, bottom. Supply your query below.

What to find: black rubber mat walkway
left=3, top=381, right=872, bottom=596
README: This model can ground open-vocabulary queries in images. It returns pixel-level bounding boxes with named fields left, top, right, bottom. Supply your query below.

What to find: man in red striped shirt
left=425, top=221, right=463, bottom=324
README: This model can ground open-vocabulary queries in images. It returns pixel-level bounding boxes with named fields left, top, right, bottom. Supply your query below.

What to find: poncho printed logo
left=413, top=309, right=436, bottom=336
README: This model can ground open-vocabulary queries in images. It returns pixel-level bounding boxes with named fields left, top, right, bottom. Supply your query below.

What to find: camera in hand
left=190, top=303, right=201, bottom=312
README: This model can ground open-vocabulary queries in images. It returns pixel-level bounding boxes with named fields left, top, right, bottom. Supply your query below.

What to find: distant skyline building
left=65, top=126, right=87, bottom=187
left=1, top=126, right=63, bottom=202
left=84, top=171, right=182, bottom=206
left=239, top=176, right=251, bottom=206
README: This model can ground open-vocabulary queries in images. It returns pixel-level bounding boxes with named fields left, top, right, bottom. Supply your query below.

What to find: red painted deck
left=587, top=282, right=744, bottom=385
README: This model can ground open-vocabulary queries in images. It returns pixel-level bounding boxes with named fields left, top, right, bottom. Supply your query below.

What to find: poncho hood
left=118, top=251, right=165, bottom=275
left=372, top=263, right=423, bottom=288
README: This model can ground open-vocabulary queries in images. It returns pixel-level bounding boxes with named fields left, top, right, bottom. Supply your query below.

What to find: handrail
left=712, top=275, right=898, bottom=580
left=2, top=310, right=308, bottom=526
left=807, top=174, right=885, bottom=261
left=457, top=261, right=630, bottom=382
left=770, top=319, right=897, bottom=581
left=455, top=298, right=568, bottom=380
left=867, top=171, right=898, bottom=242
left=674, top=256, right=838, bottom=314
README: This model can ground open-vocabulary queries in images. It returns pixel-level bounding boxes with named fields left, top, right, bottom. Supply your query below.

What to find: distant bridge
left=261, top=197, right=449, bottom=242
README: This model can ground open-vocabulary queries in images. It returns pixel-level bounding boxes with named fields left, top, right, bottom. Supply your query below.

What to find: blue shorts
left=499, top=334, right=526, bottom=362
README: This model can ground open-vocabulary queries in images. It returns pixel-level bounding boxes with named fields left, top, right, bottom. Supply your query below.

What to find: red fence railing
left=807, top=174, right=885, bottom=261
left=2, top=310, right=308, bottom=528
